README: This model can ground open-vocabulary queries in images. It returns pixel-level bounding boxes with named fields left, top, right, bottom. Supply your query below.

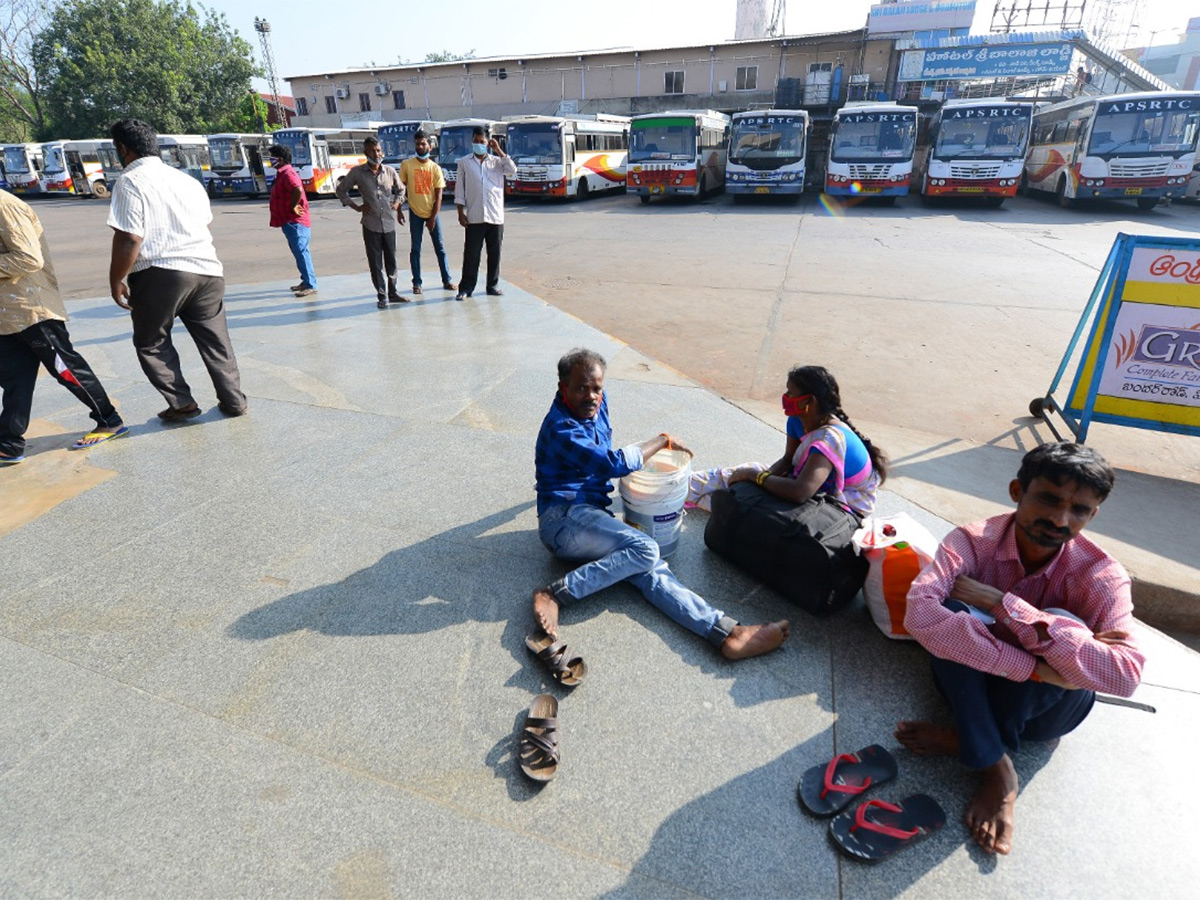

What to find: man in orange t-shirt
left=397, top=130, right=453, bottom=294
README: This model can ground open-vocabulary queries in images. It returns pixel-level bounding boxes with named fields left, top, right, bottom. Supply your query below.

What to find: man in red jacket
left=267, top=144, right=317, bottom=297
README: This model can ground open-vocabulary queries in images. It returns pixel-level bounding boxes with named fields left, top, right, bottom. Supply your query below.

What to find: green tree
left=231, top=92, right=276, bottom=134
left=0, top=0, right=53, bottom=139
left=32, top=0, right=258, bottom=138
left=422, top=49, right=475, bottom=63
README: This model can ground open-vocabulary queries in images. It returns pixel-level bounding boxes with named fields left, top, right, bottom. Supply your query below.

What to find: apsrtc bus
left=919, top=99, right=1034, bottom=206
left=824, top=102, right=918, bottom=201
left=271, top=127, right=375, bottom=196
left=726, top=110, right=809, bottom=197
left=2, top=143, right=45, bottom=194
left=438, top=118, right=505, bottom=195
left=157, top=135, right=212, bottom=187
left=504, top=114, right=629, bottom=199
left=1024, top=91, right=1200, bottom=210
left=379, top=120, right=443, bottom=166
left=626, top=109, right=730, bottom=203
left=40, top=140, right=107, bottom=197
left=207, top=133, right=273, bottom=198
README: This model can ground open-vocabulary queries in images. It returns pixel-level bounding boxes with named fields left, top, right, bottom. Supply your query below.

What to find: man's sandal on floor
left=70, top=425, right=129, bottom=450
left=829, top=794, right=946, bottom=862
left=519, top=693, right=560, bottom=782
left=798, top=744, right=898, bottom=816
left=526, top=629, right=588, bottom=687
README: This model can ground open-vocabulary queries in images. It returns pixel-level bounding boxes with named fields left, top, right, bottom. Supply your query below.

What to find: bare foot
left=966, top=755, right=1018, bottom=855
left=894, top=720, right=960, bottom=757
left=721, top=620, right=789, bottom=660
left=532, top=587, right=559, bottom=637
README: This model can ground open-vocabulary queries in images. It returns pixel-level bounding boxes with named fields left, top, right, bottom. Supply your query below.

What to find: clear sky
left=193, top=0, right=1188, bottom=91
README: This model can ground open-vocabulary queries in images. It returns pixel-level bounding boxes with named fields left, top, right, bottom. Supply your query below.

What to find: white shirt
left=107, top=156, right=223, bottom=277
left=454, top=152, right=517, bottom=225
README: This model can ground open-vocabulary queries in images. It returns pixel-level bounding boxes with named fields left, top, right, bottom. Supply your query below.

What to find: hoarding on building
left=867, top=1, right=977, bottom=35
left=898, top=41, right=1074, bottom=80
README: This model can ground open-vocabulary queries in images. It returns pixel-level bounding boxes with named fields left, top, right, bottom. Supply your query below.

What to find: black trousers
left=362, top=226, right=398, bottom=296
left=459, top=223, right=503, bottom=295
left=128, top=267, right=245, bottom=411
left=0, top=319, right=123, bottom=456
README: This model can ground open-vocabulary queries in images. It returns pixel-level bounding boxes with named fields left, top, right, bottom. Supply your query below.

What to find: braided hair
left=787, top=365, right=888, bottom=483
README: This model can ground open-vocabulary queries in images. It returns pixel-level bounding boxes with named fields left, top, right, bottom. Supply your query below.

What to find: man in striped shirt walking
left=107, top=119, right=247, bottom=421
left=897, top=442, right=1144, bottom=856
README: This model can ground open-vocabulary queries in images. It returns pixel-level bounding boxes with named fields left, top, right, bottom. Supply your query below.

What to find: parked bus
left=824, top=102, right=918, bottom=202
left=726, top=109, right=809, bottom=198
left=156, top=135, right=211, bottom=187
left=438, top=118, right=504, bottom=195
left=2, top=143, right=45, bottom=195
left=627, top=109, right=730, bottom=203
left=504, top=114, right=629, bottom=199
left=207, top=133, right=273, bottom=198
left=917, top=99, right=1033, bottom=207
left=40, top=140, right=108, bottom=197
left=0, top=160, right=7, bottom=192
left=1024, top=91, right=1200, bottom=210
left=378, top=120, right=443, bottom=166
left=272, top=127, right=375, bottom=195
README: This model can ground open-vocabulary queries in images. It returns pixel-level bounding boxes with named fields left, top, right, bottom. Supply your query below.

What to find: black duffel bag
left=704, top=483, right=868, bottom=616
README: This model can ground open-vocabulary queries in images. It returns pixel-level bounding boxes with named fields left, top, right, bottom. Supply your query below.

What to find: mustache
left=1032, top=520, right=1072, bottom=538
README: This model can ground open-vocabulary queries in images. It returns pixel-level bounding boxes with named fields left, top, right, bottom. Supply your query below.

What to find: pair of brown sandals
left=517, top=630, right=588, bottom=782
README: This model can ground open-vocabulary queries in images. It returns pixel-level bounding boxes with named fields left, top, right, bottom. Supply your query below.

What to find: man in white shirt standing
left=454, top=126, right=516, bottom=301
left=107, top=119, right=246, bottom=420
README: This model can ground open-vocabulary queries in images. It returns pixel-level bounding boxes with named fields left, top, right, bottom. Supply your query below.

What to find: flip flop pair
left=70, top=425, right=129, bottom=451
left=798, top=744, right=945, bottom=862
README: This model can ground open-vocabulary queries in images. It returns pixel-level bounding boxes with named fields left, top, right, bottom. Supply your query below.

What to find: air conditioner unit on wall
left=374, top=83, right=390, bottom=96
left=335, top=88, right=350, bottom=99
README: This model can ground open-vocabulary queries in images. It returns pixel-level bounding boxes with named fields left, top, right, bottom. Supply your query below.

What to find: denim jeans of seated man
left=538, top=502, right=736, bottom=646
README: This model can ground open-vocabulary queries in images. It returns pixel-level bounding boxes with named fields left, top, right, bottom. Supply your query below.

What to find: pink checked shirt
left=905, top=513, right=1144, bottom=697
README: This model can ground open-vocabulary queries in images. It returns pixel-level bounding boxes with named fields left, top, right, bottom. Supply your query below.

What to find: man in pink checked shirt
left=895, top=442, right=1144, bottom=857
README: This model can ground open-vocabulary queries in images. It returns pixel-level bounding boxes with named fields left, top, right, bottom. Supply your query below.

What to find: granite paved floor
left=0, top=275, right=1196, bottom=898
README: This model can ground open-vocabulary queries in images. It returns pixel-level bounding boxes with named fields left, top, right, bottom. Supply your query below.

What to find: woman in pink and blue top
left=688, top=365, right=887, bottom=519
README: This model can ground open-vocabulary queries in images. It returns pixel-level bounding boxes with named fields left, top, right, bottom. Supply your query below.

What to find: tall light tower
left=254, top=17, right=284, bottom=130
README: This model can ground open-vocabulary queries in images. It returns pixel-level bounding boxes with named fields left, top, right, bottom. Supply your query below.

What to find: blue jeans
left=931, top=600, right=1096, bottom=769
left=408, top=212, right=452, bottom=287
left=281, top=223, right=317, bottom=289
left=538, top=503, right=736, bottom=647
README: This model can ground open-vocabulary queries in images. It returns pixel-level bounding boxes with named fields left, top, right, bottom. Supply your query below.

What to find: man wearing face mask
left=336, top=137, right=406, bottom=309
left=453, top=126, right=516, bottom=301
left=266, top=144, right=317, bottom=298
left=398, top=130, right=454, bottom=295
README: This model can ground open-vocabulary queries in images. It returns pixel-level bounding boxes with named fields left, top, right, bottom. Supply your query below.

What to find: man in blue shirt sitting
left=533, top=347, right=790, bottom=659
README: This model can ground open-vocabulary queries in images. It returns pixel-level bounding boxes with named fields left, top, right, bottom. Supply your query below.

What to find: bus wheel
left=1018, top=173, right=1029, bottom=196
left=1136, top=196, right=1158, bottom=212
left=1056, top=179, right=1074, bottom=209
left=697, top=174, right=707, bottom=199
left=985, top=196, right=1005, bottom=208
left=91, top=180, right=109, bottom=199
left=576, top=177, right=589, bottom=201
left=879, top=196, right=896, bottom=207
left=639, top=194, right=650, bottom=204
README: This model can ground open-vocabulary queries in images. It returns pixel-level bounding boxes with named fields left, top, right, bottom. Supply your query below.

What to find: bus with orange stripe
left=627, top=110, right=729, bottom=203
left=918, top=99, right=1033, bottom=207
left=1023, top=91, right=1200, bottom=211
left=503, top=114, right=629, bottom=200
left=270, top=127, right=375, bottom=196
left=824, top=102, right=918, bottom=203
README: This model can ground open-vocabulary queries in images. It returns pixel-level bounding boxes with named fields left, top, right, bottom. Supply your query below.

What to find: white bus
left=438, top=118, right=505, bottom=195
left=157, top=135, right=212, bottom=188
left=824, top=102, right=918, bottom=202
left=726, top=109, right=809, bottom=198
left=627, top=109, right=730, bottom=203
left=378, top=120, right=443, bottom=166
left=39, top=140, right=107, bottom=197
left=918, top=99, right=1033, bottom=207
left=207, top=133, right=273, bottom=198
left=2, top=143, right=45, bottom=195
left=1024, top=91, right=1200, bottom=210
left=271, top=127, right=375, bottom=196
left=504, top=114, right=629, bottom=200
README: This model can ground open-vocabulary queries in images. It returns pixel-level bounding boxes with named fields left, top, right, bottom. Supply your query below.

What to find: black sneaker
left=377, top=297, right=388, bottom=309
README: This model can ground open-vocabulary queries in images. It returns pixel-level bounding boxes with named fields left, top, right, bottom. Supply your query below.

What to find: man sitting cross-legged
left=896, top=442, right=1144, bottom=856
left=532, top=347, right=789, bottom=660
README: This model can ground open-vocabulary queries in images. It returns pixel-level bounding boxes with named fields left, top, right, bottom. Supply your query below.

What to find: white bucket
left=619, top=449, right=692, bottom=557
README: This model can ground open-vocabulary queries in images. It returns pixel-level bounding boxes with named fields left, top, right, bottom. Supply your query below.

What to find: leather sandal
left=526, top=629, right=587, bottom=687
left=519, top=694, right=559, bottom=782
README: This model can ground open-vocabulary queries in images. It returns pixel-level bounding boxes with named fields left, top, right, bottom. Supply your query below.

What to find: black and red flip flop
left=829, top=794, right=946, bottom=862
left=797, top=744, right=898, bottom=816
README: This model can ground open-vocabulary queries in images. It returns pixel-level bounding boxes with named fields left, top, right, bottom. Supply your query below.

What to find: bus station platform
left=0, top=274, right=1196, bottom=898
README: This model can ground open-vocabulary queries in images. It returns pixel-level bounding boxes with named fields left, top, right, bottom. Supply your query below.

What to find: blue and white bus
left=726, top=109, right=809, bottom=197
left=824, top=102, right=918, bottom=202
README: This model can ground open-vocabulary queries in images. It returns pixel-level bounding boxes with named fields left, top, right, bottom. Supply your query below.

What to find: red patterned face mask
left=781, top=393, right=811, bottom=417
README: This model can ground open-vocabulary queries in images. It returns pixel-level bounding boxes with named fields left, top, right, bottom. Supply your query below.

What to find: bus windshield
left=209, top=138, right=244, bottom=171
left=831, top=115, right=916, bottom=162
left=438, top=127, right=477, bottom=164
left=507, top=123, right=562, bottom=163
left=98, top=146, right=122, bottom=171
left=1089, top=105, right=1200, bottom=156
left=730, top=118, right=805, bottom=165
left=42, top=146, right=66, bottom=174
left=275, top=132, right=312, bottom=166
left=629, top=119, right=695, bottom=162
left=4, top=146, right=30, bottom=173
left=934, top=113, right=1030, bottom=160
left=380, top=129, right=418, bottom=160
